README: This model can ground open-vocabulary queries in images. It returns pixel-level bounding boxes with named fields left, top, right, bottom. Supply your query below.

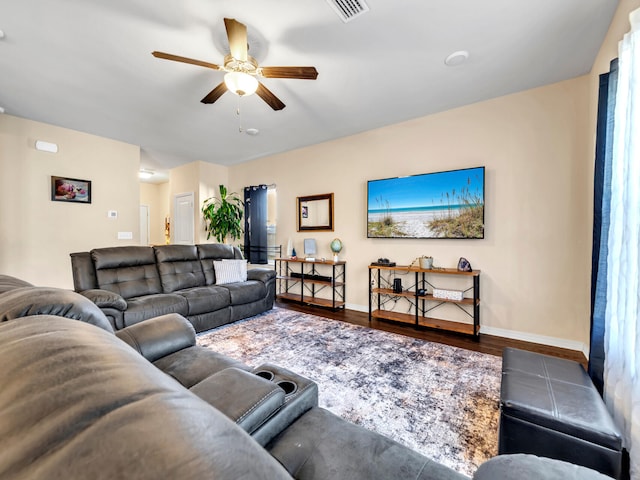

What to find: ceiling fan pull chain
left=237, top=96, right=243, bottom=133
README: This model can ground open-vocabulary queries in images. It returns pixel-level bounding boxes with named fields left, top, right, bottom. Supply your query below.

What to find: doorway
left=173, top=192, right=194, bottom=245
left=139, top=204, right=150, bottom=245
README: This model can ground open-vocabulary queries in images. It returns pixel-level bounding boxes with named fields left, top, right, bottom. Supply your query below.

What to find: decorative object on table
left=164, top=216, right=171, bottom=244
left=286, top=238, right=293, bottom=257
left=303, top=238, right=317, bottom=261
left=51, top=176, right=92, bottom=204
left=330, top=238, right=343, bottom=262
left=457, top=257, right=473, bottom=272
left=291, top=247, right=297, bottom=259
left=201, top=184, right=244, bottom=243
left=419, top=255, right=433, bottom=269
left=433, top=288, right=465, bottom=301
left=371, top=258, right=396, bottom=267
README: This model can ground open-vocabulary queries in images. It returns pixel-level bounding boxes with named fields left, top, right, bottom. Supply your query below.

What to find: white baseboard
left=346, top=303, right=368, bottom=313
left=345, top=303, right=588, bottom=357
left=480, top=325, right=588, bottom=358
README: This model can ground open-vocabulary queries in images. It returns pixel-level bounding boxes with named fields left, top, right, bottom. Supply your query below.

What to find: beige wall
left=230, top=76, right=592, bottom=351
left=0, top=115, right=140, bottom=288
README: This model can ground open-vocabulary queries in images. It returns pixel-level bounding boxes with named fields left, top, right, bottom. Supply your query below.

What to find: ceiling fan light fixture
left=224, top=72, right=258, bottom=97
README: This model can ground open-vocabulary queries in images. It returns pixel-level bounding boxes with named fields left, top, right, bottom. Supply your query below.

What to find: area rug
left=197, top=308, right=501, bottom=476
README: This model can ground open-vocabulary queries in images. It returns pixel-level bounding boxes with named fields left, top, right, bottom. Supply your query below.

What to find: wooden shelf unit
left=368, top=265, right=480, bottom=337
left=275, top=258, right=346, bottom=310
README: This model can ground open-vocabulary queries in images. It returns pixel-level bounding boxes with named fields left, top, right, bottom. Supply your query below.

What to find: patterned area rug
left=197, top=307, right=501, bottom=476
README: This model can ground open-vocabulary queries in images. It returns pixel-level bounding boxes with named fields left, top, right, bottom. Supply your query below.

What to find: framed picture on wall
left=51, top=176, right=92, bottom=204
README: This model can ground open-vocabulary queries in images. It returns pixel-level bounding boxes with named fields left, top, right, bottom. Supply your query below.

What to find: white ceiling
left=0, top=0, right=618, bottom=178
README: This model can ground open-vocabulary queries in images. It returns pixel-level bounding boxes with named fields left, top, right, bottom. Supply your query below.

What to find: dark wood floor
left=276, top=300, right=588, bottom=368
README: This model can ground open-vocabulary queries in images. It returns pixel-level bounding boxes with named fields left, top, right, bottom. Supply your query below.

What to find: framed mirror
left=297, top=193, right=334, bottom=231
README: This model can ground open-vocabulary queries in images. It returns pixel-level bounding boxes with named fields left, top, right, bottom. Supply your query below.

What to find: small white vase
left=419, top=257, right=433, bottom=269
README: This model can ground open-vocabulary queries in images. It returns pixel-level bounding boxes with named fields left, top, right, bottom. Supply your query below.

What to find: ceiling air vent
left=326, top=0, right=369, bottom=23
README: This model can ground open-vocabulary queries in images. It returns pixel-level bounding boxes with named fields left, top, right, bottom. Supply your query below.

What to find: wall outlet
left=117, top=231, right=133, bottom=240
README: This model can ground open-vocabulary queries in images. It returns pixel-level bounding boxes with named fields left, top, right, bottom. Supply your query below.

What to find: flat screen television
left=367, top=166, right=485, bottom=239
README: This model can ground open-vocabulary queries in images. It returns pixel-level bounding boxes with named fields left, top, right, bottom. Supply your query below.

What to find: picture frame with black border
left=51, top=176, right=92, bottom=204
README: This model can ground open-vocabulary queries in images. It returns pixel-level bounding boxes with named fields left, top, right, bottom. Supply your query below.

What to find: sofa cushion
left=0, top=316, right=292, bottom=480
left=198, top=244, right=242, bottom=285
left=178, top=286, right=230, bottom=316
left=222, top=280, right=267, bottom=305
left=70, top=251, right=98, bottom=291
left=267, top=407, right=466, bottom=480
left=124, top=293, right=188, bottom=327
left=92, top=246, right=162, bottom=299
left=154, top=245, right=206, bottom=293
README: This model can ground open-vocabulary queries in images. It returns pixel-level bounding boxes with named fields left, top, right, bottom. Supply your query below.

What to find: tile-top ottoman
left=499, top=347, right=623, bottom=479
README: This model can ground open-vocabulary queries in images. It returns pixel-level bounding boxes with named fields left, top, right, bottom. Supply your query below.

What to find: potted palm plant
left=201, top=185, right=244, bottom=243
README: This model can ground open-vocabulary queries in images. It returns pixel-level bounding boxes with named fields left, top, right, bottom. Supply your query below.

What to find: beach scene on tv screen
left=367, top=167, right=484, bottom=239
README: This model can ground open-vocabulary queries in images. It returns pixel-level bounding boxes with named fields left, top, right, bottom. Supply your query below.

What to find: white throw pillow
left=224, top=259, right=248, bottom=281
left=214, top=259, right=247, bottom=284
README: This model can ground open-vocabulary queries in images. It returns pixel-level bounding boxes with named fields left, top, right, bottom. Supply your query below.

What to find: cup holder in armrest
left=276, top=380, right=297, bottom=395
left=249, top=363, right=319, bottom=446
left=254, top=370, right=275, bottom=381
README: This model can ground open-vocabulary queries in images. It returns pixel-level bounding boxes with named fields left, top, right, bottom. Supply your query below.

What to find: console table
left=275, top=258, right=346, bottom=310
left=368, top=265, right=480, bottom=337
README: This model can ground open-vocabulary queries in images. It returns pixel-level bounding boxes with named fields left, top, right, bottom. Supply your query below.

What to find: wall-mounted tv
left=367, top=166, right=485, bottom=239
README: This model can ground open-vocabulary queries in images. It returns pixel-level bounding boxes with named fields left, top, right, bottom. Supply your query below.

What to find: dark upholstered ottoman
left=499, top=348, right=622, bottom=479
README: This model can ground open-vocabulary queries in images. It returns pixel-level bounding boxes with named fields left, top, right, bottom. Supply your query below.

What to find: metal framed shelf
left=368, top=265, right=480, bottom=337
left=275, top=258, right=346, bottom=310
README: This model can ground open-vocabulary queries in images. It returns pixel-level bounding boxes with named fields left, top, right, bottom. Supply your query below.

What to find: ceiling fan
left=152, top=18, right=318, bottom=111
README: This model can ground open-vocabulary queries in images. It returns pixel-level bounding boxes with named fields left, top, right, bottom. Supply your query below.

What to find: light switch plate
left=117, top=231, right=133, bottom=240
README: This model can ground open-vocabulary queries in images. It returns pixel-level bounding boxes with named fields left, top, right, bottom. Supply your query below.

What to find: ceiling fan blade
left=224, top=18, right=248, bottom=62
left=260, top=66, right=319, bottom=80
left=256, top=83, right=285, bottom=111
left=152, top=51, right=221, bottom=70
left=201, top=82, right=228, bottom=104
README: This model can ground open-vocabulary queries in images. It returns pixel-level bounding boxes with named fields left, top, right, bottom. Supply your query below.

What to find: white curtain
left=604, top=7, right=640, bottom=478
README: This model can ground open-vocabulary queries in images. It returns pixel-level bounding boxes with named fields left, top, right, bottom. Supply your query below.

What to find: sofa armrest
left=247, top=268, right=276, bottom=284
left=116, top=313, right=196, bottom=362
left=190, top=367, right=285, bottom=435
left=80, top=289, right=127, bottom=311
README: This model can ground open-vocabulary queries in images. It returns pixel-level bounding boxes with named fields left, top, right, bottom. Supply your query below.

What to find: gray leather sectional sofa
left=0, top=274, right=612, bottom=479
left=70, top=243, right=275, bottom=332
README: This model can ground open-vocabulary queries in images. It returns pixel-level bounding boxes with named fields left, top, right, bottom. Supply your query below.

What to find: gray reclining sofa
left=70, top=243, right=275, bottom=332
left=0, top=274, right=612, bottom=480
